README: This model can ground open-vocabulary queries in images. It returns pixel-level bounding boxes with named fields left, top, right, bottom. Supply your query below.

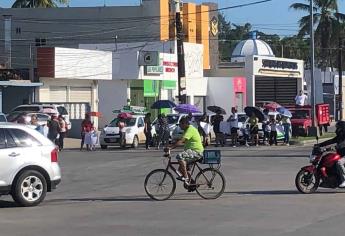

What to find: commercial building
left=0, top=0, right=217, bottom=118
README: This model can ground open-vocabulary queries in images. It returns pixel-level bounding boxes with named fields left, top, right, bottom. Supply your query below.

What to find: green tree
left=12, top=0, right=68, bottom=8
left=290, top=0, right=345, bottom=68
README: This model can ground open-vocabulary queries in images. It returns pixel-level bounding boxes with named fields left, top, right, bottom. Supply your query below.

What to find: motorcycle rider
left=318, top=121, right=345, bottom=187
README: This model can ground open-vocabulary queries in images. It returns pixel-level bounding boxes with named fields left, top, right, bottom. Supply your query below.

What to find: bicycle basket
left=202, top=150, right=221, bottom=164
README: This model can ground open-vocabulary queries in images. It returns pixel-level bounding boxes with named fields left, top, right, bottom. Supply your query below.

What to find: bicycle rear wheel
left=144, top=169, right=176, bottom=201
left=195, top=168, right=226, bottom=199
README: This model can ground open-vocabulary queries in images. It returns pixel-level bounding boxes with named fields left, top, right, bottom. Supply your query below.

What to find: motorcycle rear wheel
left=295, top=169, right=320, bottom=194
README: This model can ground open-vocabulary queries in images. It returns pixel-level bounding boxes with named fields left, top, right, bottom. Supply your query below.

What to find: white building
left=36, top=47, right=112, bottom=136
left=80, top=40, right=207, bottom=128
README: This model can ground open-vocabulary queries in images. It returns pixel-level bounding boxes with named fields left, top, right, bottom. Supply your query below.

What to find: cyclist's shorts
left=176, top=149, right=203, bottom=163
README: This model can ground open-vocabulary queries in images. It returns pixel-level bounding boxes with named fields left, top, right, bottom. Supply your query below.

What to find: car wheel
left=132, top=135, right=139, bottom=149
left=12, top=170, right=47, bottom=207
left=101, top=145, right=108, bottom=149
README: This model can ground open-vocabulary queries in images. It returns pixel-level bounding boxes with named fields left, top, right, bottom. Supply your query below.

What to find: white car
left=11, top=104, right=71, bottom=130
left=0, top=113, right=7, bottom=122
left=169, top=113, right=216, bottom=141
left=100, top=115, right=146, bottom=149
left=0, top=123, right=61, bottom=207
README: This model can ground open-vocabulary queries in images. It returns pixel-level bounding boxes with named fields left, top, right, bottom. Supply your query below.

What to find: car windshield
left=12, top=106, right=40, bottom=112
left=0, top=115, right=6, bottom=122
left=167, top=115, right=180, bottom=124
left=292, top=110, right=310, bottom=119
left=109, top=118, right=136, bottom=127
left=238, top=114, right=247, bottom=123
left=57, top=106, right=68, bottom=115
left=6, top=112, right=22, bottom=122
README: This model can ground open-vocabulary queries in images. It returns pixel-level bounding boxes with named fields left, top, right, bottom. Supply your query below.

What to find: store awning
left=0, top=80, right=43, bottom=87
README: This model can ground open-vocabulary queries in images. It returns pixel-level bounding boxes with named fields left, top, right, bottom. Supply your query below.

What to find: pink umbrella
left=117, top=112, right=132, bottom=119
left=42, top=108, right=58, bottom=115
left=264, top=102, right=282, bottom=111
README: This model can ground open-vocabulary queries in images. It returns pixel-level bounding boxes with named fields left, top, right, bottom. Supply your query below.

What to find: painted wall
left=54, top=48, right=112, bottom=80
left=98, top=80, right=128, bottom=128
left=80, top=41, right=178, bottom=81
left=2, top=87, right=33, bottom=113
left=207, top=77, right=237, bottom=118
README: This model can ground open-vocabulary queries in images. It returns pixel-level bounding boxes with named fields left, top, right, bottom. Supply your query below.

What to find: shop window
left=35, top=38, right=47, bottom=47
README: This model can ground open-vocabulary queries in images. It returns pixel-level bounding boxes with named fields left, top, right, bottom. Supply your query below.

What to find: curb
left=290, top=138, right=330, bottom=146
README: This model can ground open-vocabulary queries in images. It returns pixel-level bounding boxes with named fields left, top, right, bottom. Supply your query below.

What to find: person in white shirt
left=295, top=90, right=308, bottom=106
left=228, top=107, right=239, bottom=147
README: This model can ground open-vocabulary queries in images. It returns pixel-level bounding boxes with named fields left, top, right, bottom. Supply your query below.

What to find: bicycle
left=144, top=149, right=226, bottom=201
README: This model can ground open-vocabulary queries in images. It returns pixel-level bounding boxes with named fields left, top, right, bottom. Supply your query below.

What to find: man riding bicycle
left=169, top=116, right=204, bottom=184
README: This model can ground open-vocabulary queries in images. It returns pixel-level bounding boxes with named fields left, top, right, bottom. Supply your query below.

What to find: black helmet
left=336, top=121, right=345, bottom=136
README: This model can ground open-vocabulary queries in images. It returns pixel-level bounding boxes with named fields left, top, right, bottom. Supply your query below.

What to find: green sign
left=146, top=66, right=164, bottom=74
left=145, top=56, right=163, bottom=75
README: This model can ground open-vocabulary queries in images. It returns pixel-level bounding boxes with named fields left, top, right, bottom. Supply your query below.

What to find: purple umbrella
left=174, top=104, right=200, bottom=114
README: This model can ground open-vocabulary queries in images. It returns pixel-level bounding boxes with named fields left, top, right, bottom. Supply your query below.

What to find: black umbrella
left=151, top=100, right=176, bottom=109
left=244, top=106, right=264, bottom=122
left=207, top=105, right=226, bottom=115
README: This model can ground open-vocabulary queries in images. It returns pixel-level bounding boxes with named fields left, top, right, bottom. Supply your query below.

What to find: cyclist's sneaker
left=176, top=176, right=187, bottom=182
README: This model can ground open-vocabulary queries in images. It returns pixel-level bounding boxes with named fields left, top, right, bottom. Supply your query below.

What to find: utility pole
left=174, top=0, right=186, bottom=104
left=310, top=0, right=318, bottom=136
left=338, top=16, right=343, bottom=120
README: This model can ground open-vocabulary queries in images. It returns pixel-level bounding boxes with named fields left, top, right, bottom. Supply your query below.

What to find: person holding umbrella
left=144, top=113, right=152, bottom=150
left=157, top=114, right=169, bottom=149
left=277, top=107, right=292, bottom=146
left=212, top=111, right=225, bottom=147
left=228, top=107, right=239, bottom=147
left=249, top=113, right=259, bottom=146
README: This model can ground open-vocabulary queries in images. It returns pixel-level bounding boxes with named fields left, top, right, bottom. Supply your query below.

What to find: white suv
left=100, top=115, right=146, bottom=149
left=11, top=104, right=72, bottom=130
left=0, top=123, right=61, bottom=207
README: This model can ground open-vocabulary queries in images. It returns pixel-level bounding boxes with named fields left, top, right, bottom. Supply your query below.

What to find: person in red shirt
left=80, top=114, right=93, bottom=151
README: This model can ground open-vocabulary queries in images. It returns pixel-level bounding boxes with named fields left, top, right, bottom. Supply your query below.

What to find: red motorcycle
left=295, top=145, right=343, bottom=193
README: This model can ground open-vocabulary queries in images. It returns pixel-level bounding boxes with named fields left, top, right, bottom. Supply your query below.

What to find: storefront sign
left=146, top=66, right=164, bottom=74
left=262, top=59, right=298, bottom=70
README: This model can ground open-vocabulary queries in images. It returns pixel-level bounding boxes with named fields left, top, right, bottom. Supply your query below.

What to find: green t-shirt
left=183, top=125, right=204, bottom=153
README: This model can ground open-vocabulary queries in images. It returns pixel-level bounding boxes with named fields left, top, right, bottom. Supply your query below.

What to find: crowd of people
left=17, top=113, right=68, bottom=151
left=210, top=107, right=291, bottom=148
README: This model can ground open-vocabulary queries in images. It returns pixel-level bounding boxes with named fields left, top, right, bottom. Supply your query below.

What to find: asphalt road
left=1, top=145, right=345, bottom=236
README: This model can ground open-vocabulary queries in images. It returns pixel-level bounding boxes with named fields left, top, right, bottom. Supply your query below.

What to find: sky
left=1, top=0, right=345, bottom=37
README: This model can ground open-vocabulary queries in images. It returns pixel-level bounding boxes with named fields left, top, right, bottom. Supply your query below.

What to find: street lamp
left=309, top=0, right=318, bottom=136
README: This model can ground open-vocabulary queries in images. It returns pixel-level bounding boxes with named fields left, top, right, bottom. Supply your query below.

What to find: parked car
left=100, top=115, right=146, bottom=149
left=0, top=113, right=7, bottom=122
left=238, top=111, right=286, bottom=142
left=7, top=112, right=50, bottom=125
left=11, top=104, right=71, bottom=130
left=169, top=113, right=215, bottom=141
left=0, top=123, right=61, bottom=207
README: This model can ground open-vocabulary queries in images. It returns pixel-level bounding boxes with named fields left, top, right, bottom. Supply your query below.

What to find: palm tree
left=12, top=0, right=69, bottom=8
left=290, top=0, right=345, bottom=67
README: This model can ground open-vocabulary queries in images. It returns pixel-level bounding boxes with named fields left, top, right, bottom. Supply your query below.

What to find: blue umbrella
left=277, top=107, right=292, bottom=118
left=174, top=104, right=200, bottom=113
left=151, top=100, right=176, bottom=109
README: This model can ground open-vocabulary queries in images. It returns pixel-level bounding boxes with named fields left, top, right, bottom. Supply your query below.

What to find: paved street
left=1, top=145, right=345, bottom=236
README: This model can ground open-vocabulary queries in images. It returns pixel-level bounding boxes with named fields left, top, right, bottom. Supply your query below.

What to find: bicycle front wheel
left=195, top=168, right=226, bottom=199
left=144, top=169, right=176, bottom=201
